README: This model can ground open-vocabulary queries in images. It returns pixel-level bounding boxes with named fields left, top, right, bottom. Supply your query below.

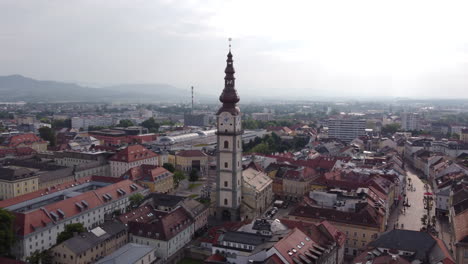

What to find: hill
left=0, top=75, right=209, bottom=103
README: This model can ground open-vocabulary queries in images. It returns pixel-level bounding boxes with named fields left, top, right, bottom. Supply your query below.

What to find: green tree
left=189, top=169, right=199, bottom=182
left=129, top=193, right=145, bottom=208
left=163, top=163, right=176, bottom=173
left=87, top=125, right=109, bottom=131
left=141, top=117, right=160, bottom=133
left=249, top=142, right=271, bottom=154
left=26, top=250, right=52, bottom=264
left=118, top=119, right=134, bottom=127
left=381, top=124, right=401, bottom=135
left=56, top=223, right=85, bottom=244
left=173, top=170, right=186, bottom=188
left=38, top=126, right=56, bottom=147
left=52, top=119, right=71, bottom=129
left=0, top=208, right=15, bottom=257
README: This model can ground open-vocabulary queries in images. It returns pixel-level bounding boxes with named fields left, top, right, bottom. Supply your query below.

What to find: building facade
left=327, top=119, right=366, bottom=143
left=215, top=47, right=243, bottom=221
left=401, top=112, right=421, bottom=131
left=50, top=222, right=127, bottom=264
left=241, top=168, right=273, bottom=219
left=128, top=206, right=194, bottom=262
left=109, top=145, right=158, bottom=177
left=0, top=176, right=146, bottom=260
left=0, top=167, right=39, bottom=200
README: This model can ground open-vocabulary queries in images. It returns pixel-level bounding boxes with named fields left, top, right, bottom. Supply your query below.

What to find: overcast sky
left=1, top=0, right=468, bottom=100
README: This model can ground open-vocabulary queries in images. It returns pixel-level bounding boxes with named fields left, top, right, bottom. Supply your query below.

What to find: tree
left=26, top=250, right=52, bottom=264
left=141, top=117, right=160, bottom=133
left=38, top=127, right=56, bottom=147
left=129, top=193, right=145, bottom=208
left=56, top=223, right=85, bottom=244
left=163, top=163, right=176, bottom=173
left=381, top=124, right=401, bottom=135
left=87, top=125, right=109, bottom=131
left=118, top=119, right=134, bottom=127
left=173, top=170, right=186, bottom=188
left=0, top=208, right=15, bottom=257
left=189, top=168, right=199, bottom=182
left=52, top=119, right=71, bottom=129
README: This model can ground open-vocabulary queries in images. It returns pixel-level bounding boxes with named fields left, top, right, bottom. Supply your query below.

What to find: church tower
left=215, top=43, right=243, bottom=221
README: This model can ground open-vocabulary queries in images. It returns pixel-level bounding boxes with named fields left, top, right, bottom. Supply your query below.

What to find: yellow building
left=461, top=128, right=468, bottom=143
left=264, top=163, right=316, bottom=200
left=241, top=168, right=273, bottom=219
left=123, top=165, right=174, bottom=194
left=0, top=167, right=39, bottom=200
left=0, top=133, right=48, bottom=152
left=50, top=222, right=127, bottom=264
left=170, top=150, right=209, bottom=176
left=286, top=205, right=385, bottom=257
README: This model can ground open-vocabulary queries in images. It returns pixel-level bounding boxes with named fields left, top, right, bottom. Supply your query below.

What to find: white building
left=327, top=119, right=366, bottom=143
left=0, top=177, right=147, bottom=260
left=401, top=112, right=421, bottom=131
left=128, top=206, right=194, bottom=262
left=71, top=116, right=116, bottom=130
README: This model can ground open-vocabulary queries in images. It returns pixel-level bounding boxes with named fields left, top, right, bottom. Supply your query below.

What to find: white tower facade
left=215, top=47, right=243, bottom=221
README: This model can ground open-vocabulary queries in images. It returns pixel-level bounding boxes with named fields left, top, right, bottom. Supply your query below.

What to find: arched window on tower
left=224, top=181, right=228, bottom=187
left=224, top=198, right=228, bottom=205
left=224, top=140, right=229, bottom=149
left=224, top=162, right=228, bottom=168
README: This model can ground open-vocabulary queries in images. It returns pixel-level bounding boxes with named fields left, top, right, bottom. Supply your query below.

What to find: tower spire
left=218, top=38, right=240, bottom=115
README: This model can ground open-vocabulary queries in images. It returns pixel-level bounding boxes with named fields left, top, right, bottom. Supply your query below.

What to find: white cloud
left=1, top=0, right=468, bottom=98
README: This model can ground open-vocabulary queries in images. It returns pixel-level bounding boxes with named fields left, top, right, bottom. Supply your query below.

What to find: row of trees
left=243, top=133, right=309, bottom=154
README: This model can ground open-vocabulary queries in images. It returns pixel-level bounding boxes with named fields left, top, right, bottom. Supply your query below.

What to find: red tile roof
left=204, top=254, right=227, bottom=263
left=289, top=204, right=384, bottom=228
left=0, top=176, right=97, bottom=208
left=2, top=133, right=46, bottom=148
left=8, top=177, right=143, bottom=236
left=128, top=206, right=193, bottom=241
left=177, top=150, right=208, bottom=157
left=273, top=228, right=321, bottom=264
left=123, top=165, right=171, bottom=182
left=109, top=145, right=158, bottom=163
left=280, top=219, right=346, bottom=247
left=119, top=205, right=155, bottom=224
left=0, top=257, right=28, bottom=264
left=432, top=235, right=455, bottom=264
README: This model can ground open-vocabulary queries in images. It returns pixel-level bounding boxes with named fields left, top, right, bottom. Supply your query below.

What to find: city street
left=388, top=168, right=434, bottom=231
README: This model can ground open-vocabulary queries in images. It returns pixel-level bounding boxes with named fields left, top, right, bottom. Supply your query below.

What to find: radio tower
left=191, top=86, right=194, bottom=114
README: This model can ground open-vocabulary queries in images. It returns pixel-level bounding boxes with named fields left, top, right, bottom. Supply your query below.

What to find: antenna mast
left=191, top=86, right=194, bottom=114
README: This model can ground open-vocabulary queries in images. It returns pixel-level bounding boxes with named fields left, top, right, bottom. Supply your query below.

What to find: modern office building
left=327, top=119, right=366, bottom=143
left=401, top=112, right=421, bottom=131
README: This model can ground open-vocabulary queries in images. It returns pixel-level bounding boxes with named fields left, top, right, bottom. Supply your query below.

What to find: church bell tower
left=215, top=41, right=243, bottom=221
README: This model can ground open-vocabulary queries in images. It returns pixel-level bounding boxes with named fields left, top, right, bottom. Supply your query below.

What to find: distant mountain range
left=0, top=75, right=214, bottom=103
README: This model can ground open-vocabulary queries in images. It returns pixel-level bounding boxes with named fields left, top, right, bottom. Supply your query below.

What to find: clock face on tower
left=221, top=113, right=231, bottom=123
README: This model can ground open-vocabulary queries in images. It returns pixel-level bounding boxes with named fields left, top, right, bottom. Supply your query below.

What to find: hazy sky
left=1, top=0, right=468, bottom=99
